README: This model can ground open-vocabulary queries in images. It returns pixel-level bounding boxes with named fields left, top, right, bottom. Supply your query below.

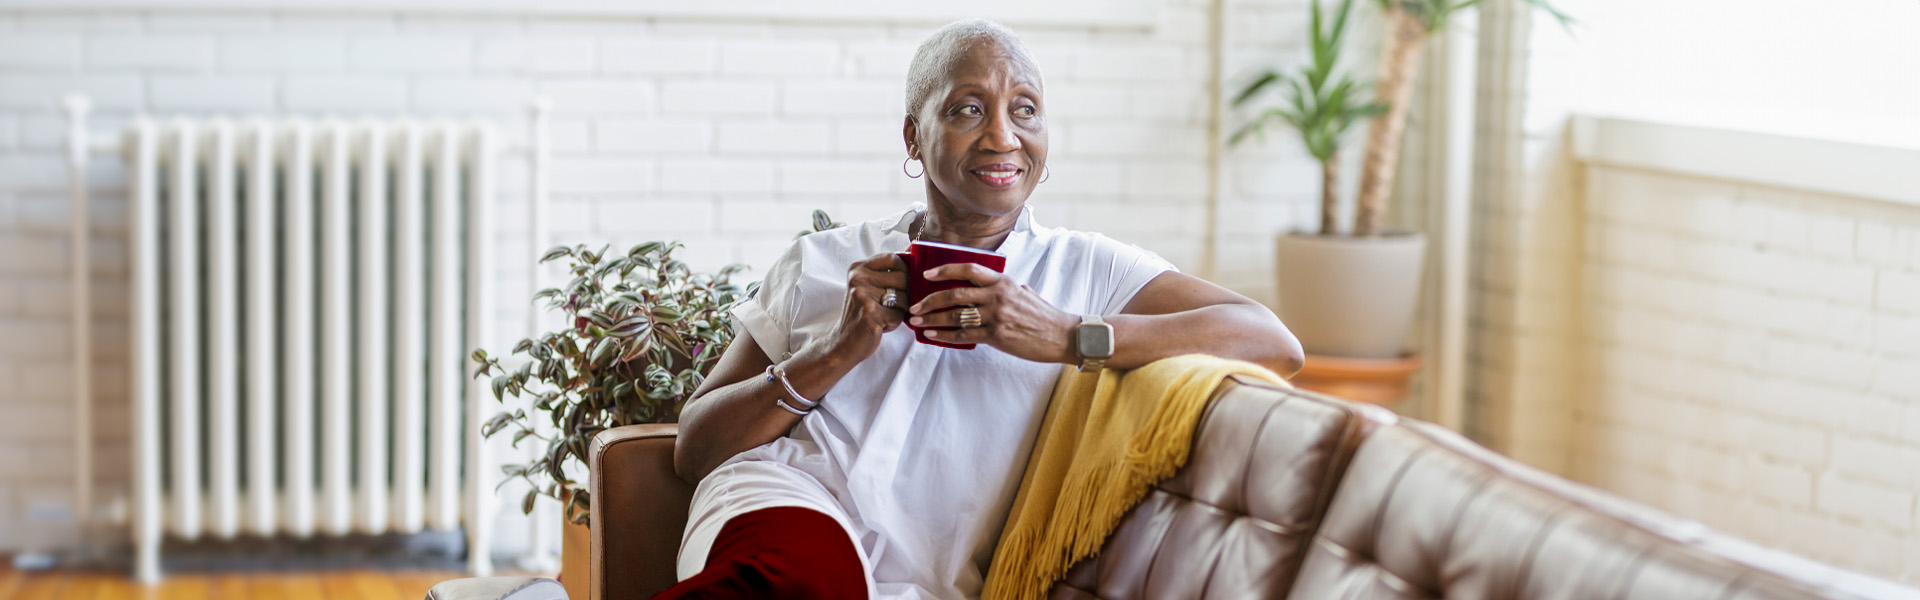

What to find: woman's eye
left=954, top=105, right=982, bottom=116
left=1014, top=105, right=1036, bottom=117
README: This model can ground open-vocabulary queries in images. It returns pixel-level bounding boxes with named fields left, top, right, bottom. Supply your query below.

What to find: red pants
left=652, top=507, right=867, bottom=599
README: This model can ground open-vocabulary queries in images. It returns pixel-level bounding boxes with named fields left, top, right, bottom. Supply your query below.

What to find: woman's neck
left=918, top=202, right=1019, bottom=251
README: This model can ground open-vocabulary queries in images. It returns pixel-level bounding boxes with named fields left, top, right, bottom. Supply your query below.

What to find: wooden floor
left=0, top=564, right=485, bottom=599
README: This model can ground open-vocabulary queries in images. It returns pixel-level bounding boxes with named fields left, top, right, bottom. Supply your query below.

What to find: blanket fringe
left=984, top=366, right=1231, bottom=600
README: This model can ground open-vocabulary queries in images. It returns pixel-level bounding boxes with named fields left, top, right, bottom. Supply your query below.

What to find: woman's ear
left=902, top=115, right=919, bottom=159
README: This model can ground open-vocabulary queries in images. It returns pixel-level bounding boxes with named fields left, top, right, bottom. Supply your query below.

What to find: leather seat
left=1290, top=421, right=1911, bottom=599
left=1049, top=376, right=1393, bottom=599
left=446, top=372, right=1916, bottom=600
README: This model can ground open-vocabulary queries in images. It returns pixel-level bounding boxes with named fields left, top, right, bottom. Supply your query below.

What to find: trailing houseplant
left=473, top=210, right=844, bottom=525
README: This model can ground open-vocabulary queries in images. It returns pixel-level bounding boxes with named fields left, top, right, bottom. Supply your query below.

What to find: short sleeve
left=731, top=241, right=804, bottom=362
left=1098, top=238, right=1178, bottom=315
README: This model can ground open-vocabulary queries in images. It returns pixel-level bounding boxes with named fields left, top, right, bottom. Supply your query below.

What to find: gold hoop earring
left=903, top=157, right=924, bottom=179
left=1039, top=165, right=1050, bottom=184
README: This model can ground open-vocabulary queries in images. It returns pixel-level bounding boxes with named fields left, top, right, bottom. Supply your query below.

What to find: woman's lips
left=969, top=164, right=1024, bottom=189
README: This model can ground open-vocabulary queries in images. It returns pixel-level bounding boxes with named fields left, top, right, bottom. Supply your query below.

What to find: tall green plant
left=1352, top=0, right=1569, bottom=236
left=1231, top=0, right=1385, bottom=236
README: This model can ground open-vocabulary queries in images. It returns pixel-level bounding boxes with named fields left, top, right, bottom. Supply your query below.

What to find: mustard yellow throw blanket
left=982, top=354, right=1287, bottom=600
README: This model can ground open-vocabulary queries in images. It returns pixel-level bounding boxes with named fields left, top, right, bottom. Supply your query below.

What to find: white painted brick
left=1043, top=84, right=1128, bottom=119
left=1743, top=459, right=1812, bottom=507
left=87, top=36, right=211, bottom=70
left=1041, top=159, right=1125, bottom=196
left=273, top=15, right=396, bottom=33
left=477, top=38, right=596, bottom=74
left=0, top=404, right=70, bottom=443
left=833, top=120, right=906, bottom=156
left=283, top=76, right=406, bottom=111
left=1072, top=47, right=1201, bottom=82
left=387, top=14, right=515, bottom=34
left=1876, top=313, right=1920, bottom=358
left=0, top=319, right=68, bottom=359
left=0, top=156, right=66, bottom=192
left=1130, top=88, right=1205, bottom=121
left=1806, top=214, right=1856, bottom=260
left=846, top=40, right=919, bottom=78
left=596, top=119, right=712, bottom=153
left=0, top=34, right=81, bottom=70
left=147, top=14, right=272, bottom=33
left=1878, top=356, right=1920, bottom=401
left=411, top=78, right=536, bottom=111
left=1878, top=270, right=1920, bottom=314
left=150, top=76, right=276, bottom=111
left=1748, top=417, right=1830, bottom=466
left=350, top=38, right=472, bottom=72
left=777, top=160, right=890, bottom=195
left=549, top=158, right=653, bottom=194
left=218, top=36, right=346, bottom=72
left=0, top=117, right=15, bottom=150
left=530, top=117, right=586, bottom=153
left=528, top=17, right=650, bottom=35
left=1832, top=435, right=1919, bottom=488
left=720, top=41, right=840, bottom=76
left=539, top=81, right=654, bottom=114
left=780, top=81, right=900, bottom=117
left=1764, top=339, right=1876, bottom=390
left=1816, top=472, right=1915, bottom=531
left=601, top=40, right=717, bottom=75
left=718, top=120, right=831, bottom=154
left=597, top=199, right=716, bottom=234
left=660, top=160, right=774, bottom=194
left=1069, top=124, right=1207, bottom=158
left=661, top=81, right=776, bottom=116
left=15, top=14, right=139, bottom=32
left=1122, top=162, right=1209, bottom=197
left=718, top=199, right=819, bottom=234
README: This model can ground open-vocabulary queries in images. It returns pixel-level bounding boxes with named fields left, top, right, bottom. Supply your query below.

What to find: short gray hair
left=904, top=19, right=1042, bottom=118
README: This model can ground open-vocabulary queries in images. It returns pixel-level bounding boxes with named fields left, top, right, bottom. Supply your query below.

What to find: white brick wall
left=1476, top=155, right=1920, bottom=585
left=0, top=1, right=1316, bottom=556
left=1467, top=0, right=1920, bottom=586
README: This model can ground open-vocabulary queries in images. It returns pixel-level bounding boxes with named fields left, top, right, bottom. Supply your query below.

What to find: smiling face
left=905, top=40, right=1048, bottom=222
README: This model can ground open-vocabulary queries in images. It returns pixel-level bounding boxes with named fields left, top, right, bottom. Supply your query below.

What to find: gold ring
left=958, top=306, right=983, bottom=328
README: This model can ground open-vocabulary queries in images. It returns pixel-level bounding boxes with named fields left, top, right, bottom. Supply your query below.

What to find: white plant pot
left=1273, top=232, right=1427, bottom=359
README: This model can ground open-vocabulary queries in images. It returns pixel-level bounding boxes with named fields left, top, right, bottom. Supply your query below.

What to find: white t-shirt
left=678, top=204, right=1176, bottom=600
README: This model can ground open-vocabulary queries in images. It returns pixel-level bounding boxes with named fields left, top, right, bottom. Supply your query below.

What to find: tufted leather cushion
left=1048, top=376, right=1395, bottom=599
left=1290, top=421, right=1913, bottom=600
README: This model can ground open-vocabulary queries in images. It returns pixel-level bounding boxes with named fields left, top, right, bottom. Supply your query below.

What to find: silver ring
left=958, top=306, right=983, bottom=328
left=881, top=288, right=900, bottom=308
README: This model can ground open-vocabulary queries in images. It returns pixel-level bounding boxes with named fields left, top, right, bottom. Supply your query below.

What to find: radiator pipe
left=64, top=94, right=93, bottom=556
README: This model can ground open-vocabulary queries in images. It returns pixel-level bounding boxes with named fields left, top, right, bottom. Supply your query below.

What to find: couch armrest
left=589, top=424, right=693, bottom=600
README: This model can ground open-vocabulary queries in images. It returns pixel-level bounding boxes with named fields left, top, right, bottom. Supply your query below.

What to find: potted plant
left=1233, top=0, right=1565, bottom=362
left=471, top=212, right=839, bottom=595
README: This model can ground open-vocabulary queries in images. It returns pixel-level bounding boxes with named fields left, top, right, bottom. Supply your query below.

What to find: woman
left=663, top=19, right=1304, bottom=600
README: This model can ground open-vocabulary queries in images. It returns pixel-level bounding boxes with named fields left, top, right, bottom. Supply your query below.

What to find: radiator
left=124, top=119, right=497, bottom=582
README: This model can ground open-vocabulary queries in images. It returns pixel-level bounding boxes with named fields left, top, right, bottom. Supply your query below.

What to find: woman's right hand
left=820, top=252, right=910, bottom=363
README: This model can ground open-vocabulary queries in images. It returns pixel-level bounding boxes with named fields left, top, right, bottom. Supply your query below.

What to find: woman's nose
left=978, top=110, right=1021, bottom=153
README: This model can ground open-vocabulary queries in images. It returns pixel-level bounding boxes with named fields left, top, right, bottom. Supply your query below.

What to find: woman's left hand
left=908, top=263, right=1078, bottom=364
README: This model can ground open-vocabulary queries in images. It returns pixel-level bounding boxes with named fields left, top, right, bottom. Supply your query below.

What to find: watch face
left=1077, top=323, right=1114, bottom=358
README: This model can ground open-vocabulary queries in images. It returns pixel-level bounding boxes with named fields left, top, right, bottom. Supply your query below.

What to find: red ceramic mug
left=894, top=240, right=1007, bottom=349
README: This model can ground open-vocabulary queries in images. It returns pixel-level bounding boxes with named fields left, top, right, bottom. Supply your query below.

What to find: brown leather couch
left=439, top=376, right=1917, bottom=600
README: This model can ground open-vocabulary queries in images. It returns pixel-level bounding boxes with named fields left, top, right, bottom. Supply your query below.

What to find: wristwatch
left=1075, top=314, right=1115, bottom=372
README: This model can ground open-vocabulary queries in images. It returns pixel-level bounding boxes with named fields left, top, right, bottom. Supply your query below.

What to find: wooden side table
left=1289, top=352, right=1423, bottom=406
